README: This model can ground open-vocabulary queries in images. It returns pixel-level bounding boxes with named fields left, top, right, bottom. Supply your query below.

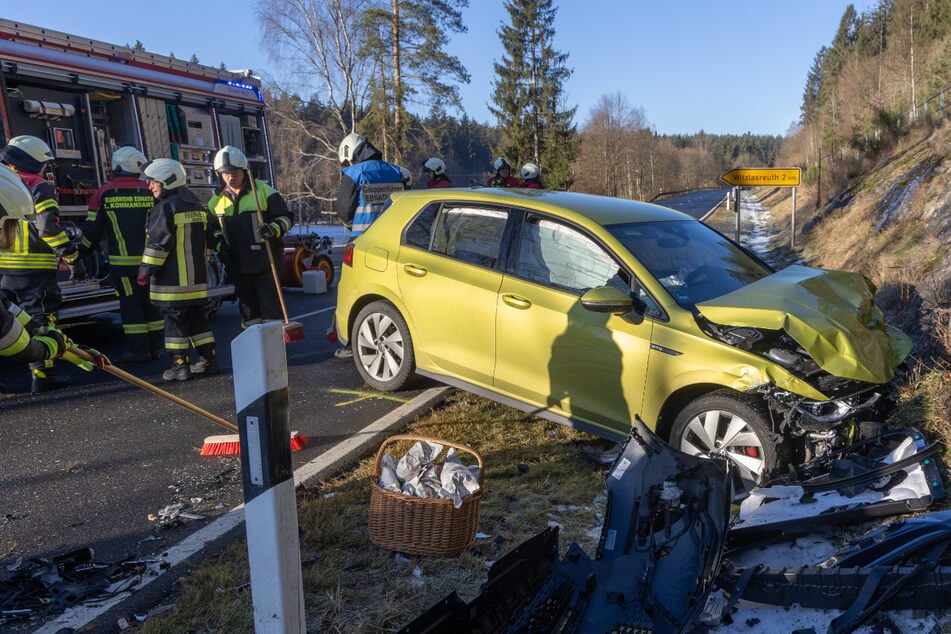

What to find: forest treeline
left=260, top=0, right=950, bottom=218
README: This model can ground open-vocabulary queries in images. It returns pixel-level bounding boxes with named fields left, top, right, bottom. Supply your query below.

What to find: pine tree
left=490, top=0, right=577, bottom=189
left=361, top=0, right=470, bottom=163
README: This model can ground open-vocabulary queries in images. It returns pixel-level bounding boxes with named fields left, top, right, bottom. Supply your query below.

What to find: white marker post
left=232, top=322, right=305, bottom=633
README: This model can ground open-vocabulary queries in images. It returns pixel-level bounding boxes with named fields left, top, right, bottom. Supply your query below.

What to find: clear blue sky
left=4, top=1, right=879, bottom=136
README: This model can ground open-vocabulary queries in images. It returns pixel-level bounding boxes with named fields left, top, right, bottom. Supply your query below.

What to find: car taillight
left=343, top=242, right=354, bottom=267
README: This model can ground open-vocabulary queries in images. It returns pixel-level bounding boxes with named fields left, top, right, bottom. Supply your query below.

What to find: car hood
left=696, top=265, right=912, bottom=384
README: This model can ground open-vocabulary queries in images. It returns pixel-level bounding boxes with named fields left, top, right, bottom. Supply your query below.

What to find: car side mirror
left=580, top=286, right=634, bottom=314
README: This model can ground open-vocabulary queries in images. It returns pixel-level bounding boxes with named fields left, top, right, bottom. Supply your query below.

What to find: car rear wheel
left=352, top=301, right=415, bottom=391
left=670, top=391, right=781, bottom=498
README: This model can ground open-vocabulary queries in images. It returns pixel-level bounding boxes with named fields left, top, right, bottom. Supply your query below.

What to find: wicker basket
left=368, top=434, right=484, bottom=557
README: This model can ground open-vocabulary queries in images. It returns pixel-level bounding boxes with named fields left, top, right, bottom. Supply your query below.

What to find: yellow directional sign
left=721, top=167, right=801, bottom=187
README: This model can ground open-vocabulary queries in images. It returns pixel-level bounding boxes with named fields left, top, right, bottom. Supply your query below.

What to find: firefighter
left=138, top=159, right=219, bottom=382
left=80, top=146, right=163, bottom=362
left=0, top=168, right=72, bottom=375
left=0, top=135, right=78, bottom=392
left=486, top=157, right=520, bottom=188
left=209, top=145, right=293, bottom=329
left=519, top=163, right=543, bottom=189
left=334, top=132, right=404, bottom=239
left=422, top=157, right=453, bottom=188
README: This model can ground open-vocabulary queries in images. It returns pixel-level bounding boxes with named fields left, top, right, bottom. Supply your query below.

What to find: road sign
left=721, top=168, right=801, bottom=187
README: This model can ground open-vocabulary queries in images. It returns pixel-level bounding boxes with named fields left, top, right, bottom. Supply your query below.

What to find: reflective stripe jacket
left=16, top=170, right=76, bottom=259
left=0, top=295, right=46, bottom=362
left=334, top=141, right=404, bottom=239
left=138, top=187, right=218, bottom=307
left=0, top=219, right=58, bottom=273
left=81, top=176, right=154, bottom=275
left=209, top=179, right=293, bottom=275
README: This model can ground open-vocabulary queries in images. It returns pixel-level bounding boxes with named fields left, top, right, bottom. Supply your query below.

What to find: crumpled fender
left=698, top=265, right=912, bottom=384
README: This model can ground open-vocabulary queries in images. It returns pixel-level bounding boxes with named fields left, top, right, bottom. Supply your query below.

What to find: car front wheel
left=352, top=301, right=415, bottom=391
left=670, top=391, right=782, bottom=498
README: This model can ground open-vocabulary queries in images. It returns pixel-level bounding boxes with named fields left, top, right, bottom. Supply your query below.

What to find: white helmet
left=422, top=157, right=446, bottom=176
left=111, top=146, right=147, bottom=175
left=398, top=165, right=412, bottom=188
left=493, top=157, right=511, bottom=172
left=0, top=166, right=35, bottom=224
left=520, top=163, right=539, bottom=180
left=142, top=158, right=187, bottom=190
left=1, top=135, right=54, bottom=173
left=213, top=145, right=249, bottom=173
left=338, top=132, right=366, bottom=165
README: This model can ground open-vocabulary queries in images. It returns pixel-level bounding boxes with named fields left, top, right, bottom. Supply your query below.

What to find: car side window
left=403, top=203, right=440, bottom=249
left=516, top=216, right=628, bottom=295
left=431, top=205, right=508, bottom=268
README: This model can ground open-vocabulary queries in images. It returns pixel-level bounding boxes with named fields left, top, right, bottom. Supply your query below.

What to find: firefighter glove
left=258, top=222, right=280, bottom=240
left=77, top=345, right=111, bottom=369
left=35, top=327, right=72, bottom=360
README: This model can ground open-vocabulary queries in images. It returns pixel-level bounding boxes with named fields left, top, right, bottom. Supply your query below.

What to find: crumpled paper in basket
left=378, top=440, right=481, bottom=508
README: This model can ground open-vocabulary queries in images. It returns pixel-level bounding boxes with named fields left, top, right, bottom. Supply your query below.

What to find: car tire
left=670, top=391, right=783, bottom=498
left=352, top=301, right=416, bottom=391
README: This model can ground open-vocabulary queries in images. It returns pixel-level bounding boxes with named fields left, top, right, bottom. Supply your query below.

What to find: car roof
left=389, top=188, right=691, bottom=226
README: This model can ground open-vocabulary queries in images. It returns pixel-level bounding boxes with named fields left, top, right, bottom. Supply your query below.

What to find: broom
left=62, top=346, right=307, bottom=455
left=247, top=174, right=304, bottom=343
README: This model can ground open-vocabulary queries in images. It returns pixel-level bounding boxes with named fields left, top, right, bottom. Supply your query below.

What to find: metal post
left=734, top=187, right=741, bottom=243
left=791, top=187, right=797, bottom=249
left=232, top=322, right=305, bottom=633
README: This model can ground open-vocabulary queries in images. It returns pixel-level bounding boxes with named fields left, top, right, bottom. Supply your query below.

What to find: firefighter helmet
left=520, top=163, right=539, bottom=180
left=398, top=165, right=412, bottom=189
left=493, top=157, right=511, bottom=172
left=142, top=158, right=187, bottom=190
left=111, top=146, right=147, bottom=175
left=0, top=166, right=35, bottom=224
left=213, top=145, right=249, bottom=173
left=422, top=157, right=446, bottom=176
left=1, top=135, right=54, bottom=174
left=338, top=132, right=366, bottom=165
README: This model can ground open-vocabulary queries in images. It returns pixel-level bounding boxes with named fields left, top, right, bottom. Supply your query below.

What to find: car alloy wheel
left=670, top=391, right=779, bottom=498
left=352, top=300, right=416, bottom=391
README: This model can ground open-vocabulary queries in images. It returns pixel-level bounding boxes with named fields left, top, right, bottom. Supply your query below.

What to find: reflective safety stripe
left=147, top=319, right=164, bottom=332
left=191, top=331, right=215, bottom=348
left=34, top=198, right=56, bottom=214
left=0, top=321, right=30, bottom=356
left=110, top=255, right=142, bottom=266
left=123, top=322, right=150, bottom=335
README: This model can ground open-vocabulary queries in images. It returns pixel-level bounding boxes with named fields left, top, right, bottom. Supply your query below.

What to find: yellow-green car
left=334, top=188, right=911, bottom=493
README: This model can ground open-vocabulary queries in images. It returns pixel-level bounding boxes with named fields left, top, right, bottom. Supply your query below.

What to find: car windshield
left=608, top=219, right=773, bottom=307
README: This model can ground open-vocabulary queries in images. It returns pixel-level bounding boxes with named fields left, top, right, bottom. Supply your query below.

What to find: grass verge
left=135, top=391, right=612, bottom=633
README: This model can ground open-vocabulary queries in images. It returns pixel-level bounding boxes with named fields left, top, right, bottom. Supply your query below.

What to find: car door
left=396, top=203, right=510, bottom=385
left=494, top=213, right=656, bottom=437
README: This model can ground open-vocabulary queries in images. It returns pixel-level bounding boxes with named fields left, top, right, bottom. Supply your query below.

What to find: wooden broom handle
left=247, top=175, right=291, bottom=324
left=64, top=347, right=238, bottom=433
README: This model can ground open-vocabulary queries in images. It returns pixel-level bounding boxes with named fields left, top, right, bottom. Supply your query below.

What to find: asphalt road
left=655, top=188, right=729, bottom=219
left=0, top=248, right=434, bottom=570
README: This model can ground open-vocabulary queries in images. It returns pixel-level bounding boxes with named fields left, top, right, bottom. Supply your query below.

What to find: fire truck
left=0, top=19, right=275, bottom=320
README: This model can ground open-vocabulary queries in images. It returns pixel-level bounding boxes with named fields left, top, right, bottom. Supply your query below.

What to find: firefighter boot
left=122, top=335, right=152, bottom=363
left=162, top=355, right=193, bottom=382
left=30, top=362, right=72, bottom=394
left=190, top=350, right=219, bottom=376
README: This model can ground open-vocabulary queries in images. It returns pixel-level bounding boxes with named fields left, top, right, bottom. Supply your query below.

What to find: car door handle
left=502, top=293, right=532, bottom=310
left=403, top=263, right=428, bottom=277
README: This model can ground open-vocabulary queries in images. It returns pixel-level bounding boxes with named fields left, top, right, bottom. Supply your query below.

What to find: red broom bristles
left=200, top=431, right=309, bottom=456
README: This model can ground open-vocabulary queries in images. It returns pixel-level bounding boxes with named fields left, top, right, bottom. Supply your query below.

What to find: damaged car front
left=614, top=218, right=912, bottom=493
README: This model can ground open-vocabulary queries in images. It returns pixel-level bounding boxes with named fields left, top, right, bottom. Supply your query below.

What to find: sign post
left=720, top=168, right=801, bottom=247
